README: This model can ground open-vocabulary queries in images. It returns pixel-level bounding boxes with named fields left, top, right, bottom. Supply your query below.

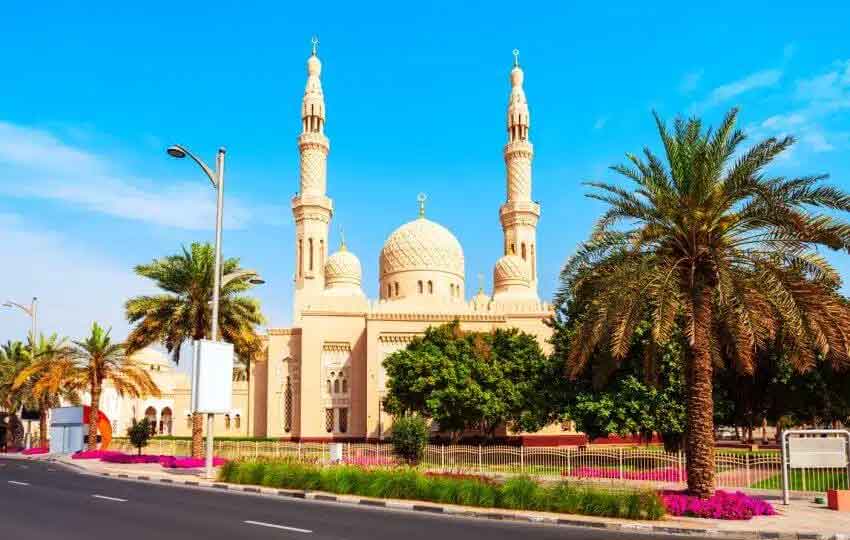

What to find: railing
left=108, top=439, right=849, bottom=495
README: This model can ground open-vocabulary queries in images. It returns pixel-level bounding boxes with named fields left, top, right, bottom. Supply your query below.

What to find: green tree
left=558, top=108, right=850, bottom=497
left=124, top=242, right=265, bottom=457
left=70, top=322, right=161, bottom=450
left=383, top=321, right=561, bottom=440
left=13, top=334, right=82, bottom=447
left=390, top=415, right=429, bottom=465
left=127, top=418, right=153, bottom=455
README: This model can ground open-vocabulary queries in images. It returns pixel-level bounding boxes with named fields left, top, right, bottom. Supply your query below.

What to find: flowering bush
left=160, top=456, right=227, bottom=469
left=21, top=447, right=49, bottom=455
left=72, top=450, right=125, bottom=459
left=661, top=490, right=775, bottom=520
left=71, top=450, right=225, bottom=469
left=564, top=466, right=686, bottom=482
left=341, top=455, right=396, bottom=467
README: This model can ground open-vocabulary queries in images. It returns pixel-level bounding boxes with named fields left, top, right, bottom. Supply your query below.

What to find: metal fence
left=109, top=439, right=849, bottom=495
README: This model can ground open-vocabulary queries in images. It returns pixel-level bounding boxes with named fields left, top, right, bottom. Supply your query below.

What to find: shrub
left=220, top=459, right=665, bottom=520
left=390, top=415, right=429, bottom=465
left=661, top=490, right=775, bottom=520
left=127, top=419, right=153, bottom=455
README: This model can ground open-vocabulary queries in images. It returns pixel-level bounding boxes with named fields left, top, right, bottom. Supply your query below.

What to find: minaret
left=292, top=37, right=333, bottom=317
left=500, top=49, right=540, bottom=295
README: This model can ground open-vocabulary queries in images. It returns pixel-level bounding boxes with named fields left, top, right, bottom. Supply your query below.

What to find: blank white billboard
left=788, top=437, right=848, bottom=468
left=191, top=340, right=234, bottom=414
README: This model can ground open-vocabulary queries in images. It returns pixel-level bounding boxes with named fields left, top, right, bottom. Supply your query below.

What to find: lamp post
left=167, top=144, right=225, bottom=478
left=3, top=297, right=38, bottom=447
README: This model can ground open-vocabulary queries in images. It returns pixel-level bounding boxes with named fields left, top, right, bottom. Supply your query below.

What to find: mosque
left=95, top=44, right=572, bottom=445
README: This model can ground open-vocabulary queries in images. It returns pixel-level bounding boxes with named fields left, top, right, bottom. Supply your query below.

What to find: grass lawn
left=752, top=469, right=849, bottom=491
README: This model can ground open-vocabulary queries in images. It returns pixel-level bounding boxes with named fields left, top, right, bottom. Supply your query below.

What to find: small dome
left=325, top=245, right=362, bottom=290
left=380, top=217, right=464, bottom=278
left=494, top=255, right=530, bottom=284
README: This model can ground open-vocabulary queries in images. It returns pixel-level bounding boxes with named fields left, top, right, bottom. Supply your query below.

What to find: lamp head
left=249, top=276, right=266, bottom=285
left=167, top=145, right=187, bottom=159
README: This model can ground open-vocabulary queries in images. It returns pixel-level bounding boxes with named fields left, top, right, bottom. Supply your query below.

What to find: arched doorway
left=144, top=407, right=157, bottom=436
left=160, top=407, right=173, bottom=435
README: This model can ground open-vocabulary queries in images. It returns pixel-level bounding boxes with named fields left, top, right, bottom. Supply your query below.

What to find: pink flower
left=21, top=447, right=49, bottom=455
left=660, top=490, right=775, bottom=520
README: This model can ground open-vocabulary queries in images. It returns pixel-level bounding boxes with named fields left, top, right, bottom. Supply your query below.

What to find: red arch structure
left=83, top=406, right=112, bottom=450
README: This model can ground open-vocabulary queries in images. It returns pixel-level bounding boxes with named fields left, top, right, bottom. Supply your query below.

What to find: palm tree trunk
left=191, top=412, right=204, bottom=458
left=38, top=399, right=47, bottom=449
left=685, top=288, right=716, bottom=498
left=88, top=383, right=101, bottom=451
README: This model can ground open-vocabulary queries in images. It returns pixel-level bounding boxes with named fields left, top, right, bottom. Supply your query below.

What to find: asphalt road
left=0, top=457, right=704, bottom=540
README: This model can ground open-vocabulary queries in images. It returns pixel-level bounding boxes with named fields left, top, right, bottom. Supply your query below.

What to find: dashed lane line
left=243, top=520, right=312, bottom=533
left=92, top=494, right=128, bottom=502
left=7, top=480, right=30, bottom=486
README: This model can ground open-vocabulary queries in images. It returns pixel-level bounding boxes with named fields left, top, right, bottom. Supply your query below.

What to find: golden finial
left=311, top=36, right=319, bottom=56
left=512, top=49, right=520, bottom=68
left=417, top=193, right=427, bottom=218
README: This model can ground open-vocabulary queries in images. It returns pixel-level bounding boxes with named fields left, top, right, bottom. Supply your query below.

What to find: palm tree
left=70, top=322, right=160, bottom=450
left=0, top=341, right=30, bottom=448
left=125, top=242, right=265, bottom=457
left=558, top=108, right=850, bottom=497
left=13, top=334, right=82, bottom=447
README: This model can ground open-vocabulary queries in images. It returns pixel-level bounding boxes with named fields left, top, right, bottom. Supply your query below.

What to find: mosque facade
left=258, top=45, right=558, bottom=442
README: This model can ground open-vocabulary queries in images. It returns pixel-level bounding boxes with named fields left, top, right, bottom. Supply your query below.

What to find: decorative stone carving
left=380, top=217, right=464, bottom=277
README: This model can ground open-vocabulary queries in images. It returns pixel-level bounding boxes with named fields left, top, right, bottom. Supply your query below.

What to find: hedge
left=219, top=459, right=665, bottom=520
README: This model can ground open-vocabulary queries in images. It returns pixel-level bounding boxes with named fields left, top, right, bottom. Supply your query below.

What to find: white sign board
left=191, top=340, right=234, bottom=414
left=788, top=437, right=848, bottom=468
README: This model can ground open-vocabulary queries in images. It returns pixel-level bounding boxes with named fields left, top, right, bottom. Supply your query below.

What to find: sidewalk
left=12, top=453, right=850, bottom=540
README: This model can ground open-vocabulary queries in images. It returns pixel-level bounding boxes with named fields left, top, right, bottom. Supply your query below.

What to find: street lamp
left=168, top=144, right=225, bottom=479
left=3, top=296, right=37, bottom=447
left=2, top=297, right=37, bottom=345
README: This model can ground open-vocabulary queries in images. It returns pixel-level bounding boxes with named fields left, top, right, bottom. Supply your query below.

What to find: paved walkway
left=6, top=453, right=850, bottom=539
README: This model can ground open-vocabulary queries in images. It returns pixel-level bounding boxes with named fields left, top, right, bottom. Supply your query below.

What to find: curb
left=40, top=458, right=846, bottom=540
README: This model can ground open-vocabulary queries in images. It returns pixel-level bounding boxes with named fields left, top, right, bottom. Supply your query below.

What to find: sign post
left=191, top=340, right=234, bottom=479
left=781, top=429, right=850, bottom=504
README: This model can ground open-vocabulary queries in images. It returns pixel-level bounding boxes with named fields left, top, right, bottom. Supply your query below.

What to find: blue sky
left=2, top=1, right=850, bottom=343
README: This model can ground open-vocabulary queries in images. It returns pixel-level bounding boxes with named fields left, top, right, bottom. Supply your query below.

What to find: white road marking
left=244, top=520, right=312, bottom=533
left=7, top=480, right=29, bottom=486
left=92, top=494, right=127, bottom=502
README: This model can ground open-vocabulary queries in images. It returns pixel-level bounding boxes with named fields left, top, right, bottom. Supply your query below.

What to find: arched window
left=418, top=280, right=423, bottom=294
left=339, top=408, right=348, bottom=434
left=325, top=408, right=334, bottom=433
left=531, top=244, right=536, bottom=278
left=427, top=281, right=433, bottom=294
left=161, top=407, right=173, bottom=436
left=320, top=239, right=325, bottom=269
left=394, top=282, right=399, bottom=296
left=186, top=414, right=192, bottom=429
left=341, top=378, right=347, bottom=393
left=235, top=414, right=241, bottom=429
left=308, top=238, right=314, bottom=271
left=334, top=379, right=340, bottom=394
left=284, top=376, right=292, bottom=433
left=326, top=379, right=332, bottom=394
left=224, top=414, right=231, bottom=429
left=521, top=243, right=527, bottom=260
left=387, top=284, right=392, bottom=297
left=298, top=239, right=303, bottom=277
left=511, top=243, right=516, bottom=255
left=449, top=284, right=454, bottom=296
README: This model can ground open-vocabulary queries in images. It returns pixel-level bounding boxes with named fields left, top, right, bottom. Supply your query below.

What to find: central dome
left=380, top=217, right=464, bottom=277
left=379, top=216, right=465, bottom=302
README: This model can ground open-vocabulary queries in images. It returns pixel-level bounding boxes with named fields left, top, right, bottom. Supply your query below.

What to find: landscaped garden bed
left=219, top=459, right=667, bottom=520
left=72, top=450, right=226, bottom=469
left=661, top=490, right=775, bottom=520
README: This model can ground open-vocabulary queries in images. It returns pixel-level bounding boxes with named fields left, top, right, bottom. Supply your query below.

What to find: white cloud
left=0, top=213, right=155, bottom=343
left=679, top=69, right=704, bottom=94
left=0, top=122, right=287, bottom=230
left=697, top=69, right=782, bottom=110
left=802, top=131, right=835, bottom=152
